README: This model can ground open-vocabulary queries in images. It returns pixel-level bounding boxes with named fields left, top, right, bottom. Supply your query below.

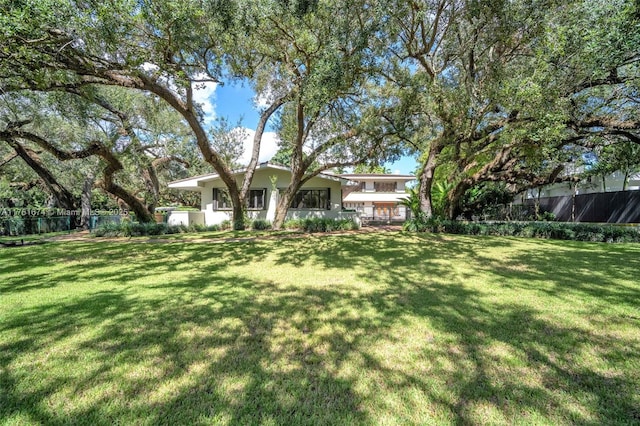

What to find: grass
left=0, top=230, right=73, bottom=244
left=143, top=229, right=302, bottom=241
left=1, top=232, right=639, bottom=425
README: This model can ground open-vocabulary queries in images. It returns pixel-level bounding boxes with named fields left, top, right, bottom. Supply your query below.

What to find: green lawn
left=1, top=233, right=639, bottom=425
left=0, top=231, right=74, bottom=244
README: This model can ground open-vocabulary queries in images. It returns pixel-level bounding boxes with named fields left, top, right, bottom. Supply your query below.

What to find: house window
left=374, top=181, right=397, bottom=192
left=290, top=188, right=331, bottom=210
left=213, top=188, right=267, bottom=210
left=212, top=188, right=232, bottom=210
left=247, top=189, right=266, bottom=210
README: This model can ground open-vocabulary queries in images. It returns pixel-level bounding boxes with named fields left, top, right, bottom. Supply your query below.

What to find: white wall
left=167, top=211, right=205, bottom=226
left=522, top=172, right=640, bottom=200
left=199, top=168, right=344, bottom=225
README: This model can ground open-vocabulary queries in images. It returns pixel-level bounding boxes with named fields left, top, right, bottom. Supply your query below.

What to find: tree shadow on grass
left=1, top=278, right=371, bottom=424
left=1, top=234, right=639, bottom=424
left=261, top=233, right=640, bottom=422
left=0, top=240, right=275, bottom=295
left=464, top=238, right=640, bottom=310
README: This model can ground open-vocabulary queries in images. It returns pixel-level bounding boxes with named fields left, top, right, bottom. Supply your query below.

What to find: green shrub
left=283, top=219, right=303, bottom=230
left=94, top=221, right=226, bottom=237
left=402, top=219, right=421, bottom=233
left=93, top=222, right=168, bottom=237
left=120, top=222, right=168, bottom=236
left=95, top=216, right=364, bottom=237
left=301, top=218, right=359, bottom=233
left=403, top=214, right=443, bottom=233
left=302, top=218, right=326, bottom=233
left=93, top=222, right=122, bottom=237
left=520, top=225, right=535, bottom=238
left=148, top=223, right=168, bottom=236
left=537, top=211, right=556, bottom=221
left=189, top=224, right=206, bottom=232
left=251, top=219, right=272, bottom=230
left=404, top=219, right=640, bottom=243
left=336, top=219, right=359, bottom=231
left=165, top=225, right=183, bottom=234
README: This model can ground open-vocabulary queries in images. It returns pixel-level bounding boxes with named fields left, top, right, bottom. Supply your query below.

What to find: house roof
left=168, top=162, right=348, bottom=191
left=343, top=192, right=410, bottom=203
left=340, top=173, right=416, bottom=182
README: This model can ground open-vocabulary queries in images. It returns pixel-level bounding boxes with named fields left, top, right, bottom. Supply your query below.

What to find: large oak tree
left=1, top=0, right=287, bottom=229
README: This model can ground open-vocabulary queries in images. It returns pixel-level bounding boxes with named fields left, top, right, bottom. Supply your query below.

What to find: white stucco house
left=340, top=173, right=416, bottom=221
left=167, top=163, right=352, bottom=226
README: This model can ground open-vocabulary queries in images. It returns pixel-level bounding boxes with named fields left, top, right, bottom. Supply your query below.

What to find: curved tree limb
left=0, top=136, right=77, bottom=210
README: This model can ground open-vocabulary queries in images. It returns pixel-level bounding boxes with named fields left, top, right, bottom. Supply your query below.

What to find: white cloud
left=253, top=92, right=270, bottom=109
left=141, top=62, right=180, bottom=94
left=239, top=129, right=280, bottom=165
left=192, top=74, right=218, bottom=123
left=393, top=169, right=401, bottom=175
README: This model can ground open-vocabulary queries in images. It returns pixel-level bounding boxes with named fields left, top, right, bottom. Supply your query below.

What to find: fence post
left=571, top=182, right=576, bottom=222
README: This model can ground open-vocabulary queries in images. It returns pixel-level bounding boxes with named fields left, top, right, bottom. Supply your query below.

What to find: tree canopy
left=1, top=0, right=638, bottom=226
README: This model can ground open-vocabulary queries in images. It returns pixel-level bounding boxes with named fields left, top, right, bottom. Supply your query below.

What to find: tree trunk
left=80, top=174, right=94, bottom=230
left=92, top=144, right=155, bottom=222
left=447, top=181, right=470, bottom=220
left=101, top=180, right=154, bottom=223
left=226, top=186, right=246, bottom=230
left=7, top=139, right=78, bottom=210
left=418, top=142, right=443, bottom=218
left=231, top=203, right=246, bottom=230
left=239, top=96, right=288, bottom=203
left=272, top=187, right=295, bottom=230
left=141, top=165, right=159, bottom=214
left=136, top=76, right=251, bottom=230
left=272, top=166, right=306, bottom=230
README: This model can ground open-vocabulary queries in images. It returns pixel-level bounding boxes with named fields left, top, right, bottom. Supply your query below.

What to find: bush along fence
left=93, top=222, right=230, bottom=237
left=0, top=211, right=124, bottom=237
left=403, top=217, right=640, bottom=243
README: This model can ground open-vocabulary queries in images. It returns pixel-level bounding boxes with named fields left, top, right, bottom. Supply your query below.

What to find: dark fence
left=521, top=190, right=640, bottom=223
left=0, top=215, right=123, bottom=236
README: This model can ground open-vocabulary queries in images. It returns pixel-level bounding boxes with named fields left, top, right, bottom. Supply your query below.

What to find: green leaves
left=1, top=0, right=638, bottom=222
left=387, top=0, right=639, bottom=217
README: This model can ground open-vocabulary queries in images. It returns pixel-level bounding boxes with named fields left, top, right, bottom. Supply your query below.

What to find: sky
left=194, top=80, right=419, bottom=175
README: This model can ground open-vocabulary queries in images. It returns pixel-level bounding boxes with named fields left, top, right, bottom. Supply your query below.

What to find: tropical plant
left=398, top=186, right=421, bottom=219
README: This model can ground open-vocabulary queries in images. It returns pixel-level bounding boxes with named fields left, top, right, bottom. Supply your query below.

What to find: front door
left=374, top=203, right=397, bottom=220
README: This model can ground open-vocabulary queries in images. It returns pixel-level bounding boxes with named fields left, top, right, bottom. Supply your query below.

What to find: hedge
left=403, top=218, right=640, bottom=243
left=93, top=217, right=359, bottom=237
left=92, top=222, right=225, bottom=237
